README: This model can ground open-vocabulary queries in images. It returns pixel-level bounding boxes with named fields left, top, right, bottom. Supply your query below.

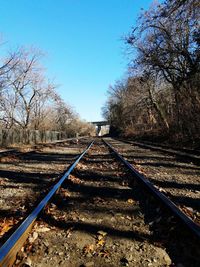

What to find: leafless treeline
left=0, top=47, right=94, bottom=137
left=103, top=0, right=200, bottom=140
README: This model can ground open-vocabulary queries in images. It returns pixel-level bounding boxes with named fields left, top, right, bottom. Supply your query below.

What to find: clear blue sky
left=0, top=0, right=153, bottom=121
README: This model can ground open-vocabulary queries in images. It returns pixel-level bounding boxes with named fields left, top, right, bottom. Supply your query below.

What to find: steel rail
left=0, top=139, right=68, bottom=158
left=135, top=140, right=200, bottom=156
left=35, top=136, right=86, bottom=146
left=0, top=141, right=94, bottom=267
left=103, top=139, right=200, bottom=239
left=0, top=142, right=64, bottom=163
left=0, top=137, right=72, bottom=153
left=117, top=138, right=200, bottom=164
left=132, top=141, right=200, bottom=161
left=0, top=149, right=18, bottom=157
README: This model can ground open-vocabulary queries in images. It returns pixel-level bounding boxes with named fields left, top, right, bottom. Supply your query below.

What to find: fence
left=0, top=129, right=73, bottom=147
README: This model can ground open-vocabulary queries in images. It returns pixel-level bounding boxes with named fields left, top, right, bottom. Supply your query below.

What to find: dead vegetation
left=103, top=0, right=200, bottom=144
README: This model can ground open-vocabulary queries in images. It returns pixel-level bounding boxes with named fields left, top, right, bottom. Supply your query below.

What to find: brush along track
left=110, top=138, right=200, bottom=225
left=0, top=139, right=89, bottom=252
left=12, top=139, right=200, bottom=267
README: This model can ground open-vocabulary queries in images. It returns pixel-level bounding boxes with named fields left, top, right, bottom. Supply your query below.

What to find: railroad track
left=0, top=138, right=89, bottom=261
left=116, top=138, right=200, bottom=165
left=133, top=140, right=200, bottom=156
left=108, top=138, right=200, bottom=224
left=0, top=140, right=93, bottom=266
left=0, top=138, right=85, bottom=220
left=0, top=139, right=69, bottom=160
left=0, top=138, right=199, bottom=266
left=103, top=139, right=200, bottom=235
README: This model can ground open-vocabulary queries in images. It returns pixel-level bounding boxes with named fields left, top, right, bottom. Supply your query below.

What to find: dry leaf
left=127, top=199, right=134, bottom=204
left=96, top=239, right=105, bottom=246
left=60, top=188, right=71, bottom=198
left=83, top=244, right=95, bottom=255
left=0, top=218, right=17, bottom=236
left=68, top=175, right=82, bottom=184
left=77, top=163, right=87, bottom=170
left=37, top=227, right=51, bottom=233
left=0, top=155, right=19, bottom=163
left=24, top=257, right=32, bottom=266
left=97, top=249, right=110, bottom=258
left=0, top=223, right=12, bottom=235
left=28, top=231, right=38, bottom=243
left=0, top=180, right=5, bottom=185
left=66, top=227, right=74, bottom=237
left=97, top=230, right=107, bottom=237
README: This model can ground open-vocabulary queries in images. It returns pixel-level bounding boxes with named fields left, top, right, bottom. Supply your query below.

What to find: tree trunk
left=147, top=85, right=169, bottom=130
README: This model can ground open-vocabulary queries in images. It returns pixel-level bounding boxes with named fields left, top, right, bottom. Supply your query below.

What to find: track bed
left=110, top=138, right=200, bottom=225
left=14, top=139, right=199, bottom=267
left=0, top=139, right=87, bottom=244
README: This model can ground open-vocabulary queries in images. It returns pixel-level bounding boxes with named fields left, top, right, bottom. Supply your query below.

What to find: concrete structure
left=91, top=121, right=110, bottom=136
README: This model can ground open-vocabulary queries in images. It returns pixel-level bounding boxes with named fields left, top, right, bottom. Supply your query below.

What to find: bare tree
left=126, top=0, right=200, bottom=136
left=1, top=48, right=45, bottom=128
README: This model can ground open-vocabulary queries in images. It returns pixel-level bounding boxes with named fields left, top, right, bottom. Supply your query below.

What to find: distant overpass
left=91, top=121, right=109, bottom=126
left=90, top=121, right=110, bottom=136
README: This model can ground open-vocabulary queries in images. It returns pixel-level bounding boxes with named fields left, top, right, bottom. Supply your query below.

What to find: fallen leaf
left=97, top=230, right=107, bottom=237
left=83, top=244, right=95, bottom=255
left=60, top=188, right=71, bottom=198
left=37, top=227, right=51, bottom=233
left=68, top=175, right=82, bottom=184
left=66, top=227, right=74, bottom=237
left=24, top=257, right=32, bottom=266
left=0, top=155, right=19, bottom=163
left=28, top=231, right=38, bottom=243
left=77, top=163, right=87, bottom=170
left=0, top=223, right=12, bottom=236
left=96, top=239, right=105, bottom=246
left=127, top=199, right=134, bottom=204
left=97, top=249, right=110, bottom=258
left=0, top=218, right=17, bottom=236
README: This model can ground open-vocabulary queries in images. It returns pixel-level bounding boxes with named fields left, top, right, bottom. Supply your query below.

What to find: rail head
left=0, top=140, right=94, bottom=267
left=103, top=139, right=200, bottom=239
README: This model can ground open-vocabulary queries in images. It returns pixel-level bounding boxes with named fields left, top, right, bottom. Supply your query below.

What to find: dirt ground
left=14, top=139, right=200, bottom=267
